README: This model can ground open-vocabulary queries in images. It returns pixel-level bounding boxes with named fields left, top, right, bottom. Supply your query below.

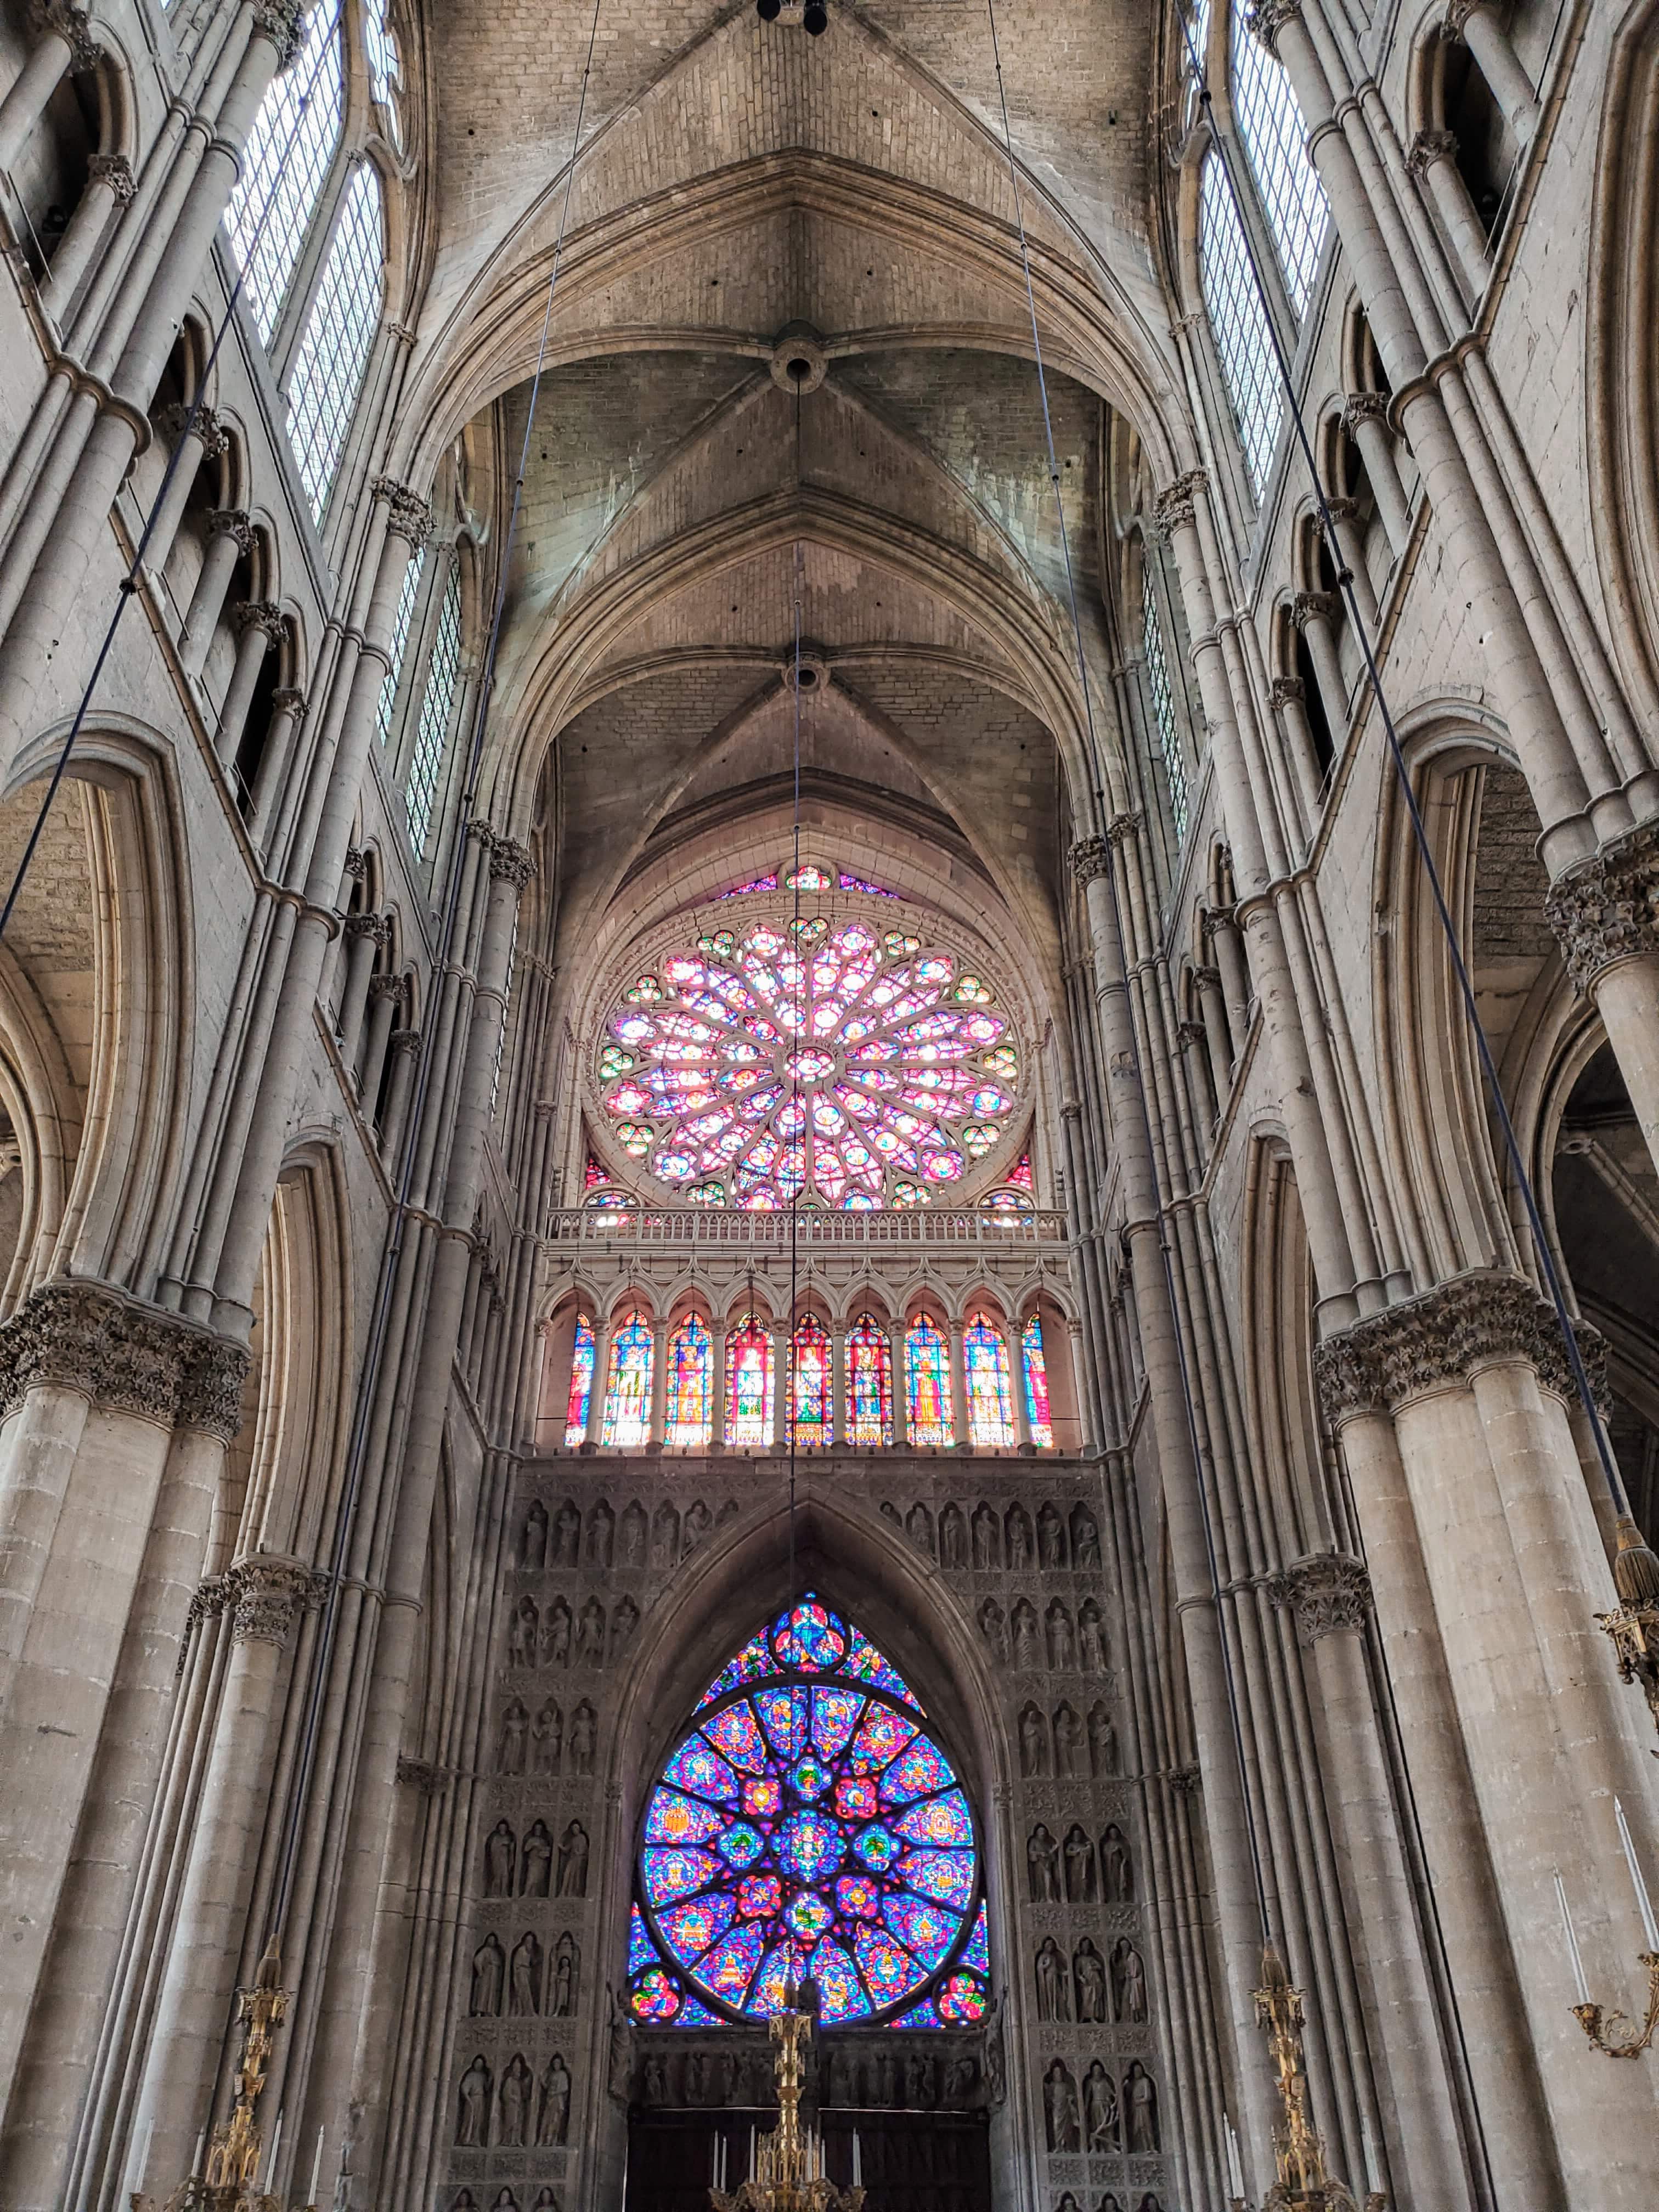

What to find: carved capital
left=1543, top=821, right=1659, bottom=996
left=1245, top=2, right=1301, bottom=60
left=1290, top=590, right=1338, bottom=631
left=176, top=1335, right=252, bottom=1441
left=270, top=687, right=307, bottom=724
left=1442, top=0, right=1487, bottom=38
left=1105, top=810, right=1143, bottom=848
left=344, top=910, right=391, bottom=945
left=1407, top=128, right=1461, bottom=180
left=40, top=3, right=103, bottom=72
left=251, top=0, right=307, bottom=70
left=396, top=1754, right=449, bottom=1795
left=390, top=1025, right=423, bottom=1057
left=87, top=151, right=136, bottom=204
left=1342, top=390, right=1390, bottom=436
left=0, top=1282, right=246, bottom=1432
left=489, top=838, right=535, bottom=891
left=1268, top=1552, right=1373, bottom=1646
left=1153, top=469, right=1207, bottom=539
left=372, top=476, right=435, bottom=550
left=1316, top=1271, right=1604, bottom=1427
left=342, top=846, right=369, bottom=881
left=1168, top=1764, right=1202, bottom=1798
left=1269, top=675, right=1307, bottom=710
left=207, top=507, right=254, bottom=556
left=368, top=972, right=405, bottom=1005
left=1199, top=902, right=1237, bottom=945
left=1175, top=1019, right=1207, bottom=1052
left=229, top=1557, right=312, bottom=1646
left=1068, top=835, right=1111, bottom=886
left=1322, top=495, right=1360, bottom=522
left=467, top=816, right=496, bottom=850
left=233, top=599, right=287, bottom=649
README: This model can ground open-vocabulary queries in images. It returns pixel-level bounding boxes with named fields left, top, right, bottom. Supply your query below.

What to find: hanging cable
left=983, top=0, right=1274, bottom=1945
left=0, top=5, right=348, bottom=948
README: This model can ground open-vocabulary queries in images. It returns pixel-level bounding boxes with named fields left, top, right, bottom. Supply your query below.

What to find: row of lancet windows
left=560, top=1310, right=1057, bottom=1453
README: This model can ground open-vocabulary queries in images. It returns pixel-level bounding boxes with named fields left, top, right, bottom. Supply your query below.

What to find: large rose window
left=594, top=913, right=1023, bottom=1209
left=628, top=1596, right=988, bottom=2028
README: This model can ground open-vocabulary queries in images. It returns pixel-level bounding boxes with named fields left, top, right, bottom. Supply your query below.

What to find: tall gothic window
left=601, top=1311, right=653, bottom=1448
left=1229, top=12, right=1329, bottom=317
left=375, top=545, right=425, bottom=745
left=906, top=1317, right=953, bottom=1448
left=963, top=1315, right=1014, bottom=1449
left=790, top=1318, right=832, bottom=1447
left=1022, top=1316, right=1054, bottom=1449
left=224, top=5, right=344, bottom=342
left=564, top=1314, right=595, bottom=1447
left=846, top=1314, right=893, bottom=1447
left=626, top=1594, right=990, bottom=2028
left=665, top=1315, right=713, bottom=1450
left=285, top=162, right=386, bottom=522
left=726, top=1316, right=774, bottom=1446
left=1200, top=152, right=1281, bottom=498
left=407, top=558, right=462, bottom=854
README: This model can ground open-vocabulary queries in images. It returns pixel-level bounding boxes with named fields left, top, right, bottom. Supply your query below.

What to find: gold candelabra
left=1226, top=1947, right=1386, bottom=2212
left=711, top=2002, right=864, bottom=2212
left=1572, top=1957, right=1659, bottom=2061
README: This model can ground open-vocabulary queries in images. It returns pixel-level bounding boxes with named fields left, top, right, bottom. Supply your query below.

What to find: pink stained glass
left=906, top=1317, right=953, bottom=1448
left=839, top=872, right=898, bottom=898
left=666, top=1314, right=713, bottom=1448
left=565, top=1314, right=595, bottom=1447
left=721, top=874, right=780, bottom=898
left=963, top=1314, right=1015, bottom=1448
left=726, top=1315, right=774, bottom=1446
left=1009, top=1149, right=1034, bottom=1191
left=584, top=1153, right=608, bottom=1188
left=601, top=1310, right=654, bottom=1447
left=790, top=1318, right=832, bottom=1448
left=1022, top=1315, right=1054, bottom=1448
left=846, top=1314, right=893, bottom=1446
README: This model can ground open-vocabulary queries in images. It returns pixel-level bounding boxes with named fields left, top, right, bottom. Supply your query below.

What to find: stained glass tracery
left=595, top=912, right=1021, bottom=1210
left=963, top=1314, right=1015, bottom=1449
left=847, top=1315, right=893, bottom=1447
left=564, top=1315, right=595, bottom=1447
left=666, top=1315, right=713, bottom=1449
left=906, top=1316, right=953, bottom=1448
left=601, top=1311, right=654, bottom=1448
left=789, top=1318, right=832, bottom=1447
left=1022, top=1315, right=1054, bottom=1449
left=631, top=1597, right=986, bottom=2029
left=726, top=1315, right=774, bottom=1446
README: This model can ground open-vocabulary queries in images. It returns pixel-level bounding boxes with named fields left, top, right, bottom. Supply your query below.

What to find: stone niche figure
left=483, top=1821, right=516, bottom=1898
left=939, top=1500, right=967, bottom=1568
left=1124, top=2063, right=1159, bottom=2153
left=1077, top=1600, right=1107, bottom=1674
left=1018, top=1703, right=1050, bottom=1778
left=456, top=2056, right=492, bottom=2147
left=904, top=2050, right=933, bottom=2108
left=539, top=2053, right=572, bottom=2146
left=1135, top=2196, right=1163, bottom=2212
left=1053, top=1702, right=1084, bottom=1777
left=509, top=1597, right=539, bottom=1669
left=1046, top=1600, right=1075, bottom=1672
left=553, top=1499, right=582, bottom=1565
left=1088, top=1702, right=1119, bottom=1778
left=541, top=1598, right=572, bottom=1669
left=568, top=1702, right=597, bottom=1775
left=1012, top=1599, right=1040, bottom=1669
left=489, top=2190, right=518, bottom=2212
left=496, top=1699, right=529, bottom=1776
left=1113, top=1939, right=1148, bottom=2024
left=521, top=1500, right=548, bottom=1570
left=1099, top=2199, right=1124, bottom=2212
left=978, top=1598, right=1009, bottom=1662
left=1063, top=1824, right=1096, bottom=1904
left=1084, top=2061, right=1119, bottom=2152
left=682, top=1499, right=712, bottom=1554
left=452, top=2195, right=476, bottom=2212
left=1074, top=1938, right=1108, bottom=2024
left=1058, top=2197, right=1082, bottom=2212
left=1043, top=2060, right=1081, bottom=2154
left=1006, top=1503, right=1032, bottom=1571
left=620, top=1498, right=647, bottom=1566
left=1035, top=1937, right=1071, bottom=2022
left=651, top=1500, right=680, bottom=1568
left=1070, top=1503, right=1100, bottom=1571
left=1037, top=1500, right=1066, bottom=1569
left=1028, top=1822, right=1061, bottom=1902
left=521, top=1820, right=553, bottom=1898
left=533, top=1699, right=562, bottom=1776
left=944, top=2051, right=976, bottom=2106
left=509, top=1933, right=543, bottom=2017
left=578, top=1596, right=606, bottom=1667
left=556, top=1820, right=589, bottom=1897
left=470, top=1934, right=505, bottom=2017
left=587, top=1499, right=614, bottom=1572
left=644, top=2053, right=667, bottom=2107
left=906, top=1501, right=934, bottom=1556
left=1101, top=1822, right=1133, bottom=1902
left=611, top=1596, right=640, bottom=1660
left=971, top=1502, right=1001, bottom=1570
left=531, top=2194, right=557, bottom=2212
left=684, top=2050, right=708, bottom=2106
left=553, top=1931, right=579, bottom=2016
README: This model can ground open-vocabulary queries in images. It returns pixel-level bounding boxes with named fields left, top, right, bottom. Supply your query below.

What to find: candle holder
left=1596, top=1517, right=1659, bottom=1742
left=1227, top=1947, right=1386, bottom=2212
left=710, top=2002, right=863, bottom=2212
left=1572, top=1953, right=1659, bottom=2061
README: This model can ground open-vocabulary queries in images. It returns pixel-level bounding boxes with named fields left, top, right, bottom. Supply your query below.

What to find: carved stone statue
left=470, top=1934, right=504, bottom=2017
left=509, top=1933, right=542, bottom=2016
left=1028, top=1822, right=1060, bottom=1901
left=1125, top=2062, right=1158, bottom=2152
left=496, top=1698, right=528, bottom=1775
left=578, top=1596, right=606, bottom=1666
left=1075, top=1937, right=1108, bottom=2024
left=611, top=1596, right=639, bottom=1658
left=554, top=1932, right=578, bottom=2015
left=541, top=1598, right=572, bottom=1668
left=497, top=2053, right=533, bottom=2147
left=979, top=1597, right=1008, bottom=1662
left=1102, top=1822, right=1132, bottom=1901
left=557, top=1820, right=589, bottom=1897
left=1084, top=2061, right=1118, bottom=2152
left=1038, top=1500, right=1066, bottom=1568
left=620, top=1499, right=647, bottom=1564
left=1078, top=1599, right=1107, bottom=1673
left=521, top=1500, right=548, bottom=1570
left=1035, top=1937, right=1070, bottom=2022
left=1113, top=1938, right=1148, bottom=2023
left=533, top=1699, right=562, bottom=1775
left=1018, top=1703, right=1049, bottom=1778
left=587, top=1499, right=614, bottom=1571
left=1063, top=1822, right=1096, bottom=1903
left=651, top=1501, right=679, bottom=1566
left=1054, top=1701, right=1084, bottom=1776
left=1043, top=2060, right=1080, bottom=2153
left=682, top=1499, right=711, bottom=1553
left=508, top=1597, right=538, bottom=1668
left=568, top=1701, right=596, bottom=1775
left=1070, top=1503, right=1100, bottom=1570
left=539, top=2053, right=571, bottom=2146
left=483, top=1821, right=516, bottom=1898
left=1006, top=1504, right=1032, bottom=1570
left=1046, top=1599, right=1075, bottom=1672
left=553, top=1500, right=581, bottom=1565
left=1012, top=1600, right=1039, bottom=1669
left=1089, top=1702, right=1119, bottom=1777
left=456, top=2055, right=491, bottom=2146
left=971, top=1503, right=1000, bottom=1570
left=939, top=1500, right=967, bottom=1567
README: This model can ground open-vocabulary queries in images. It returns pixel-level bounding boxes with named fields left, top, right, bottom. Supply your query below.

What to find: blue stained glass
left=660, top=1892, right=736, bottom=1963
left=936, top=1970, right=989, bottom=2023
left=856, top=1927, right=919, bottom=2006
left=664, top=1740, right=741, bottom=1804
left=891, top=1996, right=943, bottom=2029
left=643, top=1847, right=724, bottom=1905
left=964, top=1902, right=990, bottom=1973
left=679, top=1993, right=721, bottom=2027
left=883, top=1894, right=957, bottom=1972
left=706, top=1705, right=769, bottom=1773
left=897, top=1849, right=976, bottom=1910
left=698, top=1631, right=777, bottom=1709
left=844, top=1627, right=923, bottom=1711
left=718, top=1824, right=766, bottom=1870
left=702, top=1926, right=766, bottom=2002
left=779, top=1809, right=844, bottom=1883
left=753, top=1943, right=805, bottom=2013
left=894, top=1789, right=973, bottom=1847
left=811, top=1689, right=864, bottom=1758
left=812, top=1938, right=872, bottom=2021
left=848, top=1707, right=917, bottom=1774
left=881, top=1740, right=952, bottom=1804
left=646, top=1791, right=726, bottom=1846
left=773, top=1597, right=848, bottom=1671
left=628, top=1905, right=656, bottom=1975
left=855, top=1825, right=902, bottom=1874
left=756, top=1688, right=808, bottom=1757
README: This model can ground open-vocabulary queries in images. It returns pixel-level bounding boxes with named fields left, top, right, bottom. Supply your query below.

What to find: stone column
left=1341, top=393, right=1411, bottom=556
left=246, top=687, right=306, bottom=850
left=1322, top=495, right=1378, bottom=630
left=334, top=915, right=386, bottom=1069
left=216, top=602, right=285, bottom=767
left=1010, top=1325, right=1034, bottom=1449
left=830, top=1327, right=847, bottom=1448
left=144, top=402, right=229, bottom=578
left=946, top=1318, right=968, bottom=1448
left=1065, top=1318, right=1093, bottom=1451
left=888, top=1321, right=909, bottom=1446
left=0, top=4, right=104, bottom=172
left=1545, top=828, right=1659, bottom=1181
left=1193, top=964, right=1235, bottom=1090
left=179, top=509, right=252, bottom=676
left=38, top=152, right=136, bottom=323
left=649, top=1320, right=670, bottom=1444
left=771, top=1322, right=789, bottom=1448
left=377, top=1027, right=421, bottom=1163
left=1407, top=129, right=1488, bottom=295
left=584, top=1314, right=610, bottom=1446
left=709, top=1324, right=727, bottom=1448
left=1445, top=0, right=1541, bottom=140
left=1202, top=904, right=1250, bottom=1048
left=1266, top=677, right=1324, bottom=826
left=357, top=974, right=400, bottom=1102
left=1290, top=591, right=1347, bottom=755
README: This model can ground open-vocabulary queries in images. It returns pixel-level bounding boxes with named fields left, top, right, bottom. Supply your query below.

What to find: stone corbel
left=1542, top=821, right=1659, bottom=997
left=1267, top=1551, right=1373, bottom=1647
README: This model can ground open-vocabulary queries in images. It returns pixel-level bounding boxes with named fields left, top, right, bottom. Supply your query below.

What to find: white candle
left=1555, top=1871, right=1591, bottom=2003
left=1615, top=1797, right=1659, bottom=1951
left=1224, top=2117, right=1244, bottom=2197
left=191, top=2131, right=206, bottom=2181
left=307, top=2127, right=324, bottom=2210
left=264, top=2109, right=284, bottom=2192
left=1361, top=2115, right=1383, bottom=2193
left=852, top=2129, right=861, bottom=2189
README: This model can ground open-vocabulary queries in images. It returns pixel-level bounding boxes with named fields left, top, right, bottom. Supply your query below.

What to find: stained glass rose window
left=628, top=1596, right=988, bottom=2028
left=594, top=915, right=1023, bottom=1209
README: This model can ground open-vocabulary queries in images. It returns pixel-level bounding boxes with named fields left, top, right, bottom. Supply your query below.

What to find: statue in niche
left=718, top=2050, right=739, bottom=2106
left=568, top=1702, right=596, bottom=1775
left=1074, top=1938, right=1108, bottom=2024
left=1038, top=1501, right=1066, bottom=1570
left=539, top=2054, right=571, bottom=2146
left=496, top=1699, right=528, bottom=1776
left=881, top=1501, right=902, bottom=1531
left=1077, top=1600, right=1107, bottom=1674
left=1063, top=1823, right=1096, bottom=1904
left=1088, top=1702, right=1119, bottom=1778
left=509, top=1933, right=543, bottom=2017
left=470, top=1934, right=505, bottom=2017
left=684, top=2050, right=707, bottom=2106
left=945, top=2051, right=976, bottom=2105
left=1101, top=1823, right=1133, bottom=1902
left=682, top=1499, right=711, bottom=1554
left=878, top=2050, right=899, bottom=2106
left=553, top=1931, right=579, bottom=2015
left=1135, top=2198, right=1163, bottom=2212
left=644, top=2053, right=667, bottom=2107
left=1018, top=1703, right=1050, bottom=1778
left=978, top=1598, right=1008, bottom=1662
left=541, top=1598, right=572, bottom=1669
left=556, top=1820, right=589, bottom=1897
left=608, top=1990, right=633, bottom=2102
left=1099, top=2199, right=1124, bottom=2212
left=905, top=2051, right=933, bottom=2108
left=1006, top=1504, right=1032, bottom=1572
left=825, top=2047, right=849, bottom=2107
left=651, top=1501, right=679, bottom=1567
left=716, top=1497, right=741, bottom=1526
left=1058, top=2197, right=1082, bottom=2212
left=496, top=2054, right=533, bottom=2147
left=1054, top=1702, right=1084, bottom=1777
left=1083, top=2062, right=1119, bottom=2153
left=509, top=1597, right=539, bottom=1669
left=587, top=1500, right=614, bottom=1572
left=1113, top=1939, right=1148, bottom=2024
left=489, top=2191, right=518, bottom=2212
left=1012, top=1600, right=1040, bottom=1669
left=533, top=1700, right=562, bottom=1776
left=1046, top=1600, right=1075, bottom=1672
left=483, top=1821, right=516, bottom=1898
left=521, top=1501, right=548, bottom=1571
left=553, top=1500, right=581, bottom=1566
left=1125, top=2064, right=1159, bottom=2153
left=611, top=1596, right=639, bottom=1660
left=1028, top=1822, right=1060, bottom=1902
left=906, top=1502, right=934, bottom=1556
left=1070, top=1503, right=1101, bottom=1571
left=939, top=1501, right=967, bottom=1568
left=971, top=1502, right=1000, bottom=1570
left=531, top=2194, right=557, bottom=2212
left=577, top=1597, right=606, bottom=1667
left=1035, top=1937, right=1070, bottom=2022
left=985, top=2001, right=1007, bottom=2107
left=521, top=1820, right=553, bottom=1898
left=1043, top=2061, right=1080, bottom=2154
left=452, top=2194, right=476, bottom=2212
left=620, top=1499, right=647, bottom=1565
left=455, top=2056, right=492, bottom=2147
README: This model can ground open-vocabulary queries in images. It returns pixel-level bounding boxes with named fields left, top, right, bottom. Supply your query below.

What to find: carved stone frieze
left=1068, top=836, right=1111, bottom=887
left=1267, top=1553, right=1373, bottom=1646
left=1316, top=1271, right=1604, bottom=1426
left=229, top=1557, right=313, bottom=1646
left=1543, top=820, right=1659, bottom=995
left=1152, top=470, right=1206, bottom=540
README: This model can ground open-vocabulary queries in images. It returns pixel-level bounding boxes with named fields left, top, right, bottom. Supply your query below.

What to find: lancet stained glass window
left=790, top=1318, right=832, bottom=1447
left=963, top=1315, right=1015, bottom=1449
left=906, top=1317, right=953, bottom=1448
left=285, top=162, right=385, bottom=523
left=564, top=1316, right=595, bottom=1447
left=847, top=1316, right=893, bottom=1447
left=1022, top=1316, right=1054, bottom=1449
left=595, top=912, right=1022, bottom=1210
left=629, top=1595, right=988, bottom=2028
left=224, top=6, right=344, bottom=344
left=601, top=1311, right=653, bottom=1448
left=1229, top=10, right=1329, bottom=319
left=1200, top=151, right=1283, bottom=500
left=666, top=1315, right=713, bottom=1449
left=726, top=1316, right=774, bottom=1446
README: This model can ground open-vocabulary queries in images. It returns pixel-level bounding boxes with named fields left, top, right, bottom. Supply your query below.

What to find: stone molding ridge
left=1267, top=1551, right=1373, bottom=1646
left=0, top=1279, right=251, bottom=1436
left=1068, top=835, right=1111, bottom=885
left=1543, top=819, right=1659, bottom=996
left=1153, top=469, right=1207, bottom=538
left=1315, top=1269, right=1604, bottom=1425
left=229, top=1555, right=313, bottom=1645
left=489, top=837, right=536, bottom=890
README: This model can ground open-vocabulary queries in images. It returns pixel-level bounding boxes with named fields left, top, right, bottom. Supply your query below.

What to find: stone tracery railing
left=546, top=1207, right=1070, bottom=1249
